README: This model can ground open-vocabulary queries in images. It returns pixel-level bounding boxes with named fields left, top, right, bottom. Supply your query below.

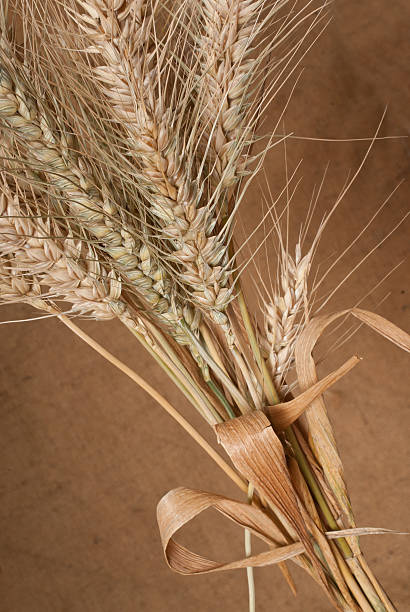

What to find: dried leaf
left=157, top=486, right=303, bottom=574
left=267, top=355, right=360, bottom=430
left=156, top=485, right=406, bottom=581
left=215, top=411, right=328, bottom=586
left=288, top=457, right=322, bottom=529
left=352, top=308, right=410, bottom=352
left=295, top=308, right=410, bottom=554
left=326, top=527, right=408, bottom=539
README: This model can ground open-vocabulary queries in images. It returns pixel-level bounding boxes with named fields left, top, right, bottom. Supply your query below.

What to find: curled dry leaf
left=157, top=487, right=303, bottom=574
left=156, top=486, right=406, bottom=577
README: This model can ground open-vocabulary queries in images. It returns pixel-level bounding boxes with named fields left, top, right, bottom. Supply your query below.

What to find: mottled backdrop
left=0, top=1, right=409, bottom=611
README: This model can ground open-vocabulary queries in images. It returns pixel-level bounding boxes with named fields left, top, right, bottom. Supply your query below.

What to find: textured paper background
left=0, top=1, right=409, bottom=610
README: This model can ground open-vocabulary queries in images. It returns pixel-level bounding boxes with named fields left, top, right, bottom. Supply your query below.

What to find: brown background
left=0, top=1, right=409, bottom=610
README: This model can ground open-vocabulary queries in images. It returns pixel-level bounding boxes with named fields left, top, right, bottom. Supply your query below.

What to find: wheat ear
left=0, top=67, right=202, bottom=343
left=0, top=192, right=167, bottom=364
left=0, top=179, right=134, bottom=321
left=264, top=244, right=312, bottom=395
left=197, top=0, right=265, bottom=189
left=74, top=2, right=234, bottom=338
left=0, top=177, right=226, bottom=423
left=0, top=177, right=157, bottom=342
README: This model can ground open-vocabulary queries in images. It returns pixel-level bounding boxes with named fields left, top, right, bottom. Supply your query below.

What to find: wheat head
left=73, top=1, right=234, bottom=339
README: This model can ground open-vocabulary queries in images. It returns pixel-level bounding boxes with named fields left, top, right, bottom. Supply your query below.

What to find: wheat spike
left=0, top=66, right=202, bottom=343
left=264, top=244, right=312, bottom=395
left=0, top=67, right=164, bottom=303
left=74, top=1, right=234, bottom=338
left=0, top=180, right=123, bottom=318
left=197, top=0, right=263, bottom=189
left=0, top=178, right=162, bottom=345
left=0, top=179, right=223, bottom=424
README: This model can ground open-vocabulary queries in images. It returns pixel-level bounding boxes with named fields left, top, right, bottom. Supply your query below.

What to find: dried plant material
left=70, top=0, right=235, bottom=340
left=0, top=179, right=126, bottom=319
left=295, top=309, right=410, bottom=543
left=157, top=484, right=406, bottom=580
left=215, top=410, right=328, bottom=586
left=0, top=2, right=407, bottom=610
left=267, top=355, right=360, bottom=431
left=351, top=309, right=410, bottom=353
left=265, top=244, right=313, bottom=394
left=0, top=69, right=174, bottom=317
left=288, top=456, right=321, bottom=529
left=197, top=0, right=262, bottom=189
left=157, top=487, right=303, bottom=574
left=325, top=528, right=408, bottom=539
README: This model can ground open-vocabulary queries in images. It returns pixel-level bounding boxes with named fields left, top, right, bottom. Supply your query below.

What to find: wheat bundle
left=0, top=1, right=408, bottom=611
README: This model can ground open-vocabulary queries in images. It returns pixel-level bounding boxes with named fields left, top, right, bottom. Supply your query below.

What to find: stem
left=330, top=543, right=373, bottom=612
left=57, top=313, right=248, bottom=495
left=231, top=345, right=263, bottom=409
left=237, top=290, right=280, bottom=405
left=180, top=320, right=250, bottom=412
left=200, top=323, right=230, bottom=375
left=126, top=322, right=223, bottom=425
left=58, top=312, right=391, bottom=611
left=346, top=558, right=389, bottom=612
left=207, top=380, right=236, bottom=419
left=126, top=325, right=221, bottom=425
left=245, top=482, right=256, bottom=612
left=234, top=295, right=390, bottom=610
left=285, top=428, right=351, bottom=557
left=357, top=556, right=396, bottom=612
left=286, top=427, right=390, bottom=611
left=146, top=322, right=234, bottom=422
